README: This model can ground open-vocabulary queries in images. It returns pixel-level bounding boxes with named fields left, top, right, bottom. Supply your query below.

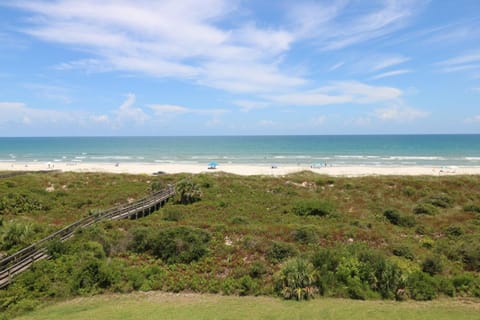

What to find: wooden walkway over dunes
left=0, top=185, right=175, bottom=289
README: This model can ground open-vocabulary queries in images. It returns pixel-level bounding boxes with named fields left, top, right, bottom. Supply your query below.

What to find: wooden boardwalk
left=0, top=185, right=175, bottom=289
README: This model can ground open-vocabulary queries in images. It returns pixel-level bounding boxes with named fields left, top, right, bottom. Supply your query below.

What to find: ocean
left=0, top=135, right=479, bottom=167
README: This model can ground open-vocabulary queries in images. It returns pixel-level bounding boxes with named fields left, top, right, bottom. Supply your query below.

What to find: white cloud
left=234, top=100, right=270, bottom=112
left=91, top=114, right=109, bottom=123
left=200, top=62, right=305, bottom=93
left=0, top=102, right=78, bottom=125
left=329, top=62, right=344, bottom=71
left=311, top=116, right=326, bottom=126
left=371, top=56, right=410, bottom=72
left=290, top=0, right=427, bottom=50
left=23, top=83, right=72, bottom=104
left=113, top=93, right=150, bottom=125
left=269, top=81, right=402, bottom=106
left=375, top=105, right=429, bottom=121
left=9, top=0, right=426, bottom=97
left=258, top=120, right=275, bottom=127
left=437, top=52, right=480, bottom=73
left=370, top=69, right=412, bottom=80
left=149, top=104, right=189, bottom=117
left=10, top=0, right=303, bottom=94
left=465, top=115, right=480, bottom=123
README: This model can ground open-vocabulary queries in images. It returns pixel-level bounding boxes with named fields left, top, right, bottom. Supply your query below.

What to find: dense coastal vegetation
left=1, top=171, right=480, bottom=318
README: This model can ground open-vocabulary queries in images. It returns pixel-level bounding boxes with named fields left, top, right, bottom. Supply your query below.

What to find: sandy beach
left=1, top=161, right=480, bottom=177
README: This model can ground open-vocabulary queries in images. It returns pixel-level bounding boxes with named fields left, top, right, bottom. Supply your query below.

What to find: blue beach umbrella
left=208, top=161, right=218, bottom=169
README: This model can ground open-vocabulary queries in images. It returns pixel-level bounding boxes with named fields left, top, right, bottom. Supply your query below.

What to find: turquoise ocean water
left=0, top=135, right=479, bottom=167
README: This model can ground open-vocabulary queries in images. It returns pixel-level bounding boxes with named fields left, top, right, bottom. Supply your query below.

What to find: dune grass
left=16, top=293, right=480, bottom=320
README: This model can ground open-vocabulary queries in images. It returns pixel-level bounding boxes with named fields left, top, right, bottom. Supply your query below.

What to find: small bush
left=422, top=256, right=443, bottom=276
left=438, top=278, right=455, bottom=297
left=426, top=194, right=453, bottom=208
left=403, top=186, right=416, bottom=197
left=383, top=209, right=401, bottom=225
left=407, top=271, right=438, bottom=301
left=392, top=246, right=415, bottom=260
left=445, top=225, right=463, bottom=237
left=152, top=226, right=211, bottom=264
left=0, top=222, right=35, bottom=250
left=47, top=239, right=70, bottom=259
left=162, top=207, right=183, bottom=221
left=275, top=258, right=316, bottom=301
left=129, top=227, right=152, bottom=253
left=249, top=261, right=267, bottom=278
left=229, top=216, right=249, bottom=225
left=292, top=225, right=319, bottom=244
left=311, top=248, right=341, bottom=272
left=459, top=242, right=480, bottom=271
left=175, top=179, right=202, bottom=204
left=452, top=274, right=480, bottom=296
left=384, top=209, right=416, bottom=227
left=464, top=204, right=480, bottom=213
left=413, top=203, right=438, bottom=215
left=150, top=181, right=163, bottom=191
left=267, top=241, right=298, bottom=263
left=293, top=200, right=336, bottom=217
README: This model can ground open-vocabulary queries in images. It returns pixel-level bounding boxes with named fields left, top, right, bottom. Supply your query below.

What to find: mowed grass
left=16, top=293, right=480, bottom=320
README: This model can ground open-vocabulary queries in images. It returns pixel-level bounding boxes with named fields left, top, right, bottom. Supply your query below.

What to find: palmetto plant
left=175, top=178, right=202, bottom=204
left=276, top=257, right=317, bottom=301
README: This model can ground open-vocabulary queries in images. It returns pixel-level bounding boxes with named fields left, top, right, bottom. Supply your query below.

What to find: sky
left=0, top=0, right=479, bottom=136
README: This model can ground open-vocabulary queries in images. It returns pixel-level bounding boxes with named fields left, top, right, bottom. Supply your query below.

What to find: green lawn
left=16, top=293, right=480, bottom=320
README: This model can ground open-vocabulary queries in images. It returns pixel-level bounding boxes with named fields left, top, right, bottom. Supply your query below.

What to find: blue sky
left=0, top=0, right=479, bottom=136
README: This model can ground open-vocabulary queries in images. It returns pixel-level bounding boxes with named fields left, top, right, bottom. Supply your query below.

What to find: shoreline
left=1, top=161, right=480, bottom=177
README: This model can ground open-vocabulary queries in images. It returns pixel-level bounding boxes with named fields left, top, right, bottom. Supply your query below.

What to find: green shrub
left=383, top=209, right=416, bottom=227
left=452, top=274, right=480, bottom=296
left=275, top=258, right=316, bottom=301
left=229, top=216, right=249, bottom=225
left=459, top=242, right=480, bottom=271
left=293, top=200, right=336, bottom=217
left=426, top=194, right=453, bottom=208
left=464, top=204, right=480, bottom=213
left=399, top=215, right=416, bottom=227
left=238, top=275, right=258, bottom=296
left=403, top=186, right=416, bottom=197
left=445, top=225, right=463, bottom=237
left=47, top=239, right=70, bottom=259
left=438, top=278, right=455, bottom=297
left=422, top=256, right=443, bottom=275
left=129, top=227, right=152, bottom=253
left=162, top=207, right=183, bottom=221
left=392, top=246, right=415, bottom=260
left=383, top=209, right=401, bottom=225
left=407, top=271, right=438, bottom=301
left=292, top=225, right=319, bottom=244
left=311, top=248, right=341, bottom=272
left=249, top=261, right=267, bottom=278
left=413, top=203, right=438, bottom=215
left=267, top=241, right=298, bottom=263
left=73, top=259, right=116, bottom=293
left=152, top=226, right=211, bottom=264
left=0, top=222, right=35, bottom=250
left=175, top=179, right=202, bottom=204
left=150, top=181, right=163, bottom=192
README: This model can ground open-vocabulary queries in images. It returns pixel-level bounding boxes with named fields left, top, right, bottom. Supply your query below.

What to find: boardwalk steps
left=0, top=185, right=175, bottom=289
